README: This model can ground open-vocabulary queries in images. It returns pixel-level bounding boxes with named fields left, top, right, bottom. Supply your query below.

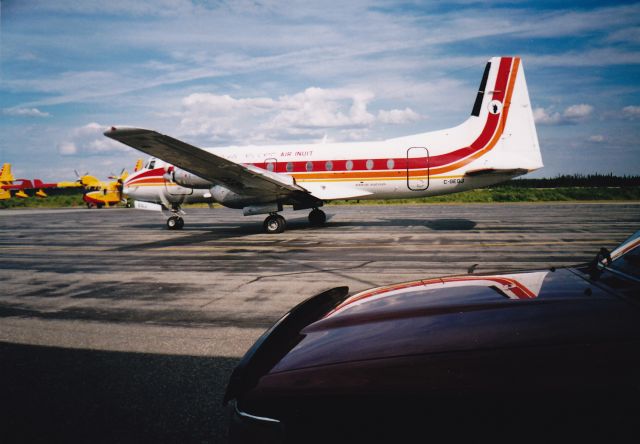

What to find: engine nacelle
left=164, top=167, right=213, bottom=189
left=209, top=185, right=256, bottom=209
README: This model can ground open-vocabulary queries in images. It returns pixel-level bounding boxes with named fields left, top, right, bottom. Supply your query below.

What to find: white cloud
left=58, top=123, right=129, bottom=156
left=178, top=87, right=421, bottom=144
left=267, top=88, right=376, bottom=129
left=5, top=0, right=201, bottom=17
left=534, top=104, right=593, bottom=125
left=57, top=142, right=78, bottom=156
left=3, top=107, right=50, bottom=117
left=563, top=104, right=593, bottom=120
left=622, top=105, right=640, bottom=119
left=533, top=107, right=562, bottom=125
left=377, top=108, right=421, bottom=124
left=588, top=135, right=605, bottom=143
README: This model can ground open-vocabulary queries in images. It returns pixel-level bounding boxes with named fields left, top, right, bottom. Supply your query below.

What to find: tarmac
left=1, top=202, right=639, bottom=442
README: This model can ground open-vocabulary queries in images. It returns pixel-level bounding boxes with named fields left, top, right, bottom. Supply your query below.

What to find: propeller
left=114, top=168, right=128, bottom=203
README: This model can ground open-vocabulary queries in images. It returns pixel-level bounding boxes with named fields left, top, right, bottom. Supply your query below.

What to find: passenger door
left=407, top=147, right=429, bottom=191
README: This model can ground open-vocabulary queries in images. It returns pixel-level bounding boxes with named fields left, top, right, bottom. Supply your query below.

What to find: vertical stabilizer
left=467, top=57, right=543, bottom=173
left=0, top=163, right=14, bottom=182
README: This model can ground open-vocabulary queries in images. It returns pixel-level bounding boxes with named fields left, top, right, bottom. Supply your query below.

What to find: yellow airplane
left=1, top=163, right=57, bottom=200
left=57, top=160, right=141, bottom=208
left=58, top=170, right=129, bottom=208
left=2, top=160, right=141, bottom=206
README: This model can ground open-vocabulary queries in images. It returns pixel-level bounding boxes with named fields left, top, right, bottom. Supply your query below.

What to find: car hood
left=269, top=268, right=638, bottom=374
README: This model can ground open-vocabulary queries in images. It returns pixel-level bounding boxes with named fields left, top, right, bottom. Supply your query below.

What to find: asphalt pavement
left=1, top=203, right=639, bottom=442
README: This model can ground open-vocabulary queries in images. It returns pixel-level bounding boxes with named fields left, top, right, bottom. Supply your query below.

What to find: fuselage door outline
left=407, top=147, right=429, bottom=191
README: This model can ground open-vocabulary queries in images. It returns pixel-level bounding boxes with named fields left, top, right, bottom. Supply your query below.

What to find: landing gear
left=263, top=213, right=286, bottom=234
left=308, top=208, right=326, bottom=226
left=165, top=202, right=185, bottom=230
left=167, top=215, right=184, bottom=230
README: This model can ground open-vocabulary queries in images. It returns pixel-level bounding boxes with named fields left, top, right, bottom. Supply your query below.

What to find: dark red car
left=225, top=232, right=640, bottom=443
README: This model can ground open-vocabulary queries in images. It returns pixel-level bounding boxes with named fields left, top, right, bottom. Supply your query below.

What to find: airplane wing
left=105, top=127, right=373, bottom=203
left=104, top=127, right=307, bottom=198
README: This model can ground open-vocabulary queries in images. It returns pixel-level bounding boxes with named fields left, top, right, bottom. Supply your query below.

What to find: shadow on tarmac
left=119, top=217, right=477, bottom=251
left=1, top=342, right=238, bottom=443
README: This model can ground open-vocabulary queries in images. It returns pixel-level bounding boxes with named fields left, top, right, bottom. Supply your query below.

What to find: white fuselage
left=123, top=56, right=543, bottom=213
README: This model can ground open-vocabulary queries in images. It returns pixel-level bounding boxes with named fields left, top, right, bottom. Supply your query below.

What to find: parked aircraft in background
left=81, top=170, right=129, bottom=208
left=59, top=169, right=132, bottom=208
left=0, top=163, right=58, bottom=199
left=105, top=56, right=543, bottom=233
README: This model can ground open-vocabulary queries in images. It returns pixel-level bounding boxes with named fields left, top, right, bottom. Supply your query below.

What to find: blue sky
left=1, top=0, right=639, bottom=180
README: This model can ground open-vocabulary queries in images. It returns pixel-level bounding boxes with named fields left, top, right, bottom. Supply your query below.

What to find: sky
left=1, top=0, right=640, bottom=181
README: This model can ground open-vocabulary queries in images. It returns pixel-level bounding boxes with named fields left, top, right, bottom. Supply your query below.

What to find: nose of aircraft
left=122, top=174, right=135, bottom=194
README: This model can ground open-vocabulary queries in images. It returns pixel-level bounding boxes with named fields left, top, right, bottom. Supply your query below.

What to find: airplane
left=58, top=169, right=131, bottom=208
left=0, top=163, right=58, bottom=200
left=105, top=56, right=543, bottom=233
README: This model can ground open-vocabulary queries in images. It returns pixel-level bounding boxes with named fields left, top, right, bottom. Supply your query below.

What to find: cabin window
left=346, top=160, right=354, bottom=171
left=325, top=160, right=333, bottom=171
left=387, top=159, right=395, bottom=169
left=306, top=161, right=313, bottom=172
left=266, top=162, right=275, bottom=172
left=366, top=159, right=374, bottom=170
left=286, top=162, right=293, bottom=173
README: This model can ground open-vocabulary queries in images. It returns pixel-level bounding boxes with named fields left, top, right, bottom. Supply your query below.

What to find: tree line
left=495, top=173, right=640, bottom=188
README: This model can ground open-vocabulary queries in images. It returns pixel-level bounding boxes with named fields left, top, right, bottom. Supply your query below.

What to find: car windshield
left=605, top=230, right=640, bottom=281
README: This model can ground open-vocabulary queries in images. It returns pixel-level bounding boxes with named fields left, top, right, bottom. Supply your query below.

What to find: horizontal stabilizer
left=465, top=168, right=528, bottom=177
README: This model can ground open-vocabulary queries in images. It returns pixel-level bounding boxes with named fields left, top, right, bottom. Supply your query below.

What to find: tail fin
left=0, top=163, right=14, bottom=182
left=0, top=165, right=10, bottom=199
left=468, top=57, right=543, bottom=173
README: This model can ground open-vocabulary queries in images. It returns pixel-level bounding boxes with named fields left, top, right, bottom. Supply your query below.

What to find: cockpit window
left=149, top=160, right=156, bottom=169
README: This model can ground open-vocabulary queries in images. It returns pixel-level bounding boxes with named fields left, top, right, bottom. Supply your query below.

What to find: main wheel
left=308, top=208, right=327, bottom=226
left=167, top=215, right=182, bottom=230
left=263, top=214, right=286, bottom=234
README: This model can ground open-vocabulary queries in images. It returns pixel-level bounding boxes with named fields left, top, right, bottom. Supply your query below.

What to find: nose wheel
left=167, top=215, right=184, bottom=230
left=263, top=213, right=286, bottom=234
